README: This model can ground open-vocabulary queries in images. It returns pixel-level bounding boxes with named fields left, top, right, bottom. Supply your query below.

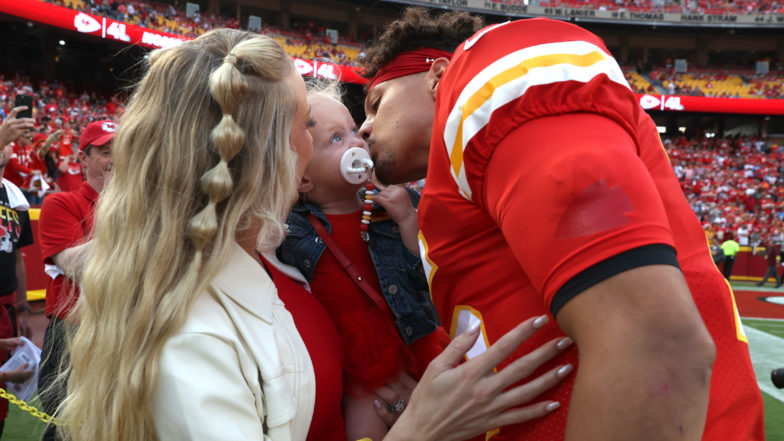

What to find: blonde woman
left=57, top=29, right=571, bottom=441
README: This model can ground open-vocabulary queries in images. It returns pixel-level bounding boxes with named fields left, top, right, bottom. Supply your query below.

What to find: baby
left=277, top=83, right=449, bottom=441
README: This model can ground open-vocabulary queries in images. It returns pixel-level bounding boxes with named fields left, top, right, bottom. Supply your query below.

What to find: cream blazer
left=153, top=243, right=316, bottom=441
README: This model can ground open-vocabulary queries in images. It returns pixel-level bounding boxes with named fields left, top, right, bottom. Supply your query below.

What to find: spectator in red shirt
left=37, top=119, right=115, bottom=441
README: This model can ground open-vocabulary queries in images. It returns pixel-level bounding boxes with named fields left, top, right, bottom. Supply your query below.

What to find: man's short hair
left=362, top=7, right=484, bottom=80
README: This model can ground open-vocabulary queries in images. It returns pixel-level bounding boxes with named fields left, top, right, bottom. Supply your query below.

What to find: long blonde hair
left=58, top=29, right=300, bottom=441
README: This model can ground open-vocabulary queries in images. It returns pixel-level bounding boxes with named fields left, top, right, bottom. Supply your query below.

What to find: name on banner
left=141, top=32, right=184, bottom=49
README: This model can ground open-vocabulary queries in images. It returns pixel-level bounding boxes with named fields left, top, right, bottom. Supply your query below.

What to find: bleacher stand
left=667, top=135, right=784, bottom=248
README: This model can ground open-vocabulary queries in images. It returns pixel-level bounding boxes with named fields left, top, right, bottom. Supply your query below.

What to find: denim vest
left=277, top=190, right=440, bottom=345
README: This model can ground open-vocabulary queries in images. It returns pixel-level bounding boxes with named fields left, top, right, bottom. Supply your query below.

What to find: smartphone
left=14, top=94, right=33, bottom=119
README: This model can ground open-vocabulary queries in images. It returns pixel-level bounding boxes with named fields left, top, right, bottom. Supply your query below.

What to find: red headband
left=367, top=48, right=453, bottom=91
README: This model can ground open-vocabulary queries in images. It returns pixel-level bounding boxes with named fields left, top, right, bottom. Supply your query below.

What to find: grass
left=745, top=318, right=784, bottom=339
left=1, top=394, right=46, bottom=441
left=762, top=390, right=784, bottom=441
left=743, top=317, right=784, bottom=441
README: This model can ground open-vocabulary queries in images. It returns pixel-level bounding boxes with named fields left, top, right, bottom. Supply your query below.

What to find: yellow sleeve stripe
left=443, top=40, right=629, bottom=201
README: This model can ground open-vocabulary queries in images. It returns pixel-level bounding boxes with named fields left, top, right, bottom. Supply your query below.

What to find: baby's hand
left=374, top=185, right=416, bottom=226
left=374, top=184, right=419, bottom=254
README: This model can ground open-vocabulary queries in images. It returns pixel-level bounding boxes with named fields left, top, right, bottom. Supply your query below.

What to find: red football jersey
left=418, top=18, right=764, bottom=441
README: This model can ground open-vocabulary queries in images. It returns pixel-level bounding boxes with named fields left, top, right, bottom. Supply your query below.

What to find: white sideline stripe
left=744, top=324, right=784, bottom=403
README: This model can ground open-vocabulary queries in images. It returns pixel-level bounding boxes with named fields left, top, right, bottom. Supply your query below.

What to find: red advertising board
left=634, top=93, right=784, bottom=115
left=0, top=0, right=189, bottom=49
left=0, top=0, right=368, bottom=83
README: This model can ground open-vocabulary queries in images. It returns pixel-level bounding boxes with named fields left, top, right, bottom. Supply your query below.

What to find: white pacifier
left=340, top=147, right=374, bottom=184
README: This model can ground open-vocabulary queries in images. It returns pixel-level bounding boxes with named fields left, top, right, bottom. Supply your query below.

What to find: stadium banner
left=635, top=94, right=784, bottom=115
left=292, top=58, right=367, bottom=84
left=386, top=0, right=784, bottom=27
left=0, top=0, right=367, bottom=83
left=0, top=0, right=189, bottom=49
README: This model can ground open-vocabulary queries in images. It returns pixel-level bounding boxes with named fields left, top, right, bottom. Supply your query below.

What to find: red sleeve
left=4, top=157, right=32, bottom=181
left=38, top=194, right=85, bottom=264
left=484, top=112, right=676, bottom=311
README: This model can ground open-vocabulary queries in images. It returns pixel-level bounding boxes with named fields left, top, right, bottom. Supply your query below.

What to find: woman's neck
left=236, top=221, right=263, bottom=264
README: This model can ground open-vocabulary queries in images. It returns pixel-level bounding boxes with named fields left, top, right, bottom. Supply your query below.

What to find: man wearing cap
left=37, top=120, right=115, bottom=441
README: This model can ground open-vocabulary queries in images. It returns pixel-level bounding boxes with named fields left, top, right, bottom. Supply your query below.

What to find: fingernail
left=545, top=402, right=561, bottom=412
left=466, top=320, right=481, bottom=335
left=556, top=337, right=573, bottom=350
left=533, top=315, right=549, bottom=329
left=374, top=400, right=382, bottom=410
left=556, top=364, right=573, bottom=377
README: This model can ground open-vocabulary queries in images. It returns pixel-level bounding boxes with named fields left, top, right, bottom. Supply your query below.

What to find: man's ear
left=297, top=175, right=314, bottom=194
left=426, top=58, right=450, bottom=100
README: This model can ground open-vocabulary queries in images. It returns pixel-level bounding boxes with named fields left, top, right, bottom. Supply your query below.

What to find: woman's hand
left=383, top=315, right=573, bottom=441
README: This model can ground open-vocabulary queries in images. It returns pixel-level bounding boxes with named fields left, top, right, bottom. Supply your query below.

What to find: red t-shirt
left=59, top=129, right=75, bottom=157
left=309, top=210, right=415, bottom=394
left=419, top=17, right=764, bottom=441
left=38, top=181, right=98, bottom=318
left=55, top=161, right=83, bottom=193
left=261, top=256, right=345, bottom=441
left=2, top=157, right=32, bottom=189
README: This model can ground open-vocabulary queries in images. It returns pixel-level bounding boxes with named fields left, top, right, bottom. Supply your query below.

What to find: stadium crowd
left=532, top=0, right=784, bottom=14
left=666, top=134, right=784, bottom=249
left=0, top=73, right=120, bottom=200
left=623, top=64, right=784, bottom=98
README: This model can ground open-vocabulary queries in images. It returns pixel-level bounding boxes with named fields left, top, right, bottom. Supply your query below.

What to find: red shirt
left=55, top=161, right=83, bottom=193
left=261, top=257, right=345, bottom=441
left=59, top=129, right=75, bottom=157
left=309, top=210, right=415, bottom=393
left=38, top=181, right=98, bottom=318
left=420, top=18, right=763, bottom=441
left=2, top=156, right=32, bottom=189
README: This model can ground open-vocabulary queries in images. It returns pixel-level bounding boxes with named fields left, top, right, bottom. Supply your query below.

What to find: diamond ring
left=388, top=398, right=406, bottom=414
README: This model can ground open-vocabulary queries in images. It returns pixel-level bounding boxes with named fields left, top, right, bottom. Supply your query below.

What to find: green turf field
left=1, top=394, right=45, bottom=441
left=744, top=317, right=784, bottom=441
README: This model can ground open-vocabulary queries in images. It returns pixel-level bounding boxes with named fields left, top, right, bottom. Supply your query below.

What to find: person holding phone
left=0, top=106, right=35, bottom=148
left=13, top=95, right=34, bottom=120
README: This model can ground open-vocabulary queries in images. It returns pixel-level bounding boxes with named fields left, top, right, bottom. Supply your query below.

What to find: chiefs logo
left=101, top=121, right=118, bottom=133
left=74, top=13, right=101, bottom=34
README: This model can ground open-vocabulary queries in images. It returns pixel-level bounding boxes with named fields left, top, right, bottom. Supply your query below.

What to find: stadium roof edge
left=383, top=0, right=784, bottom=28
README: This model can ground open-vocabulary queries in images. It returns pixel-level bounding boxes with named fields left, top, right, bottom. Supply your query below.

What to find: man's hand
left=0, top=107, right=35, bottom=146
left=3, top=363, right=34, bottom=384
left=0, top=337, right=23, bottom=352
